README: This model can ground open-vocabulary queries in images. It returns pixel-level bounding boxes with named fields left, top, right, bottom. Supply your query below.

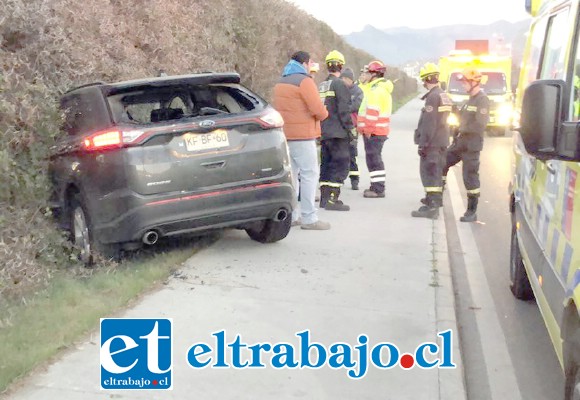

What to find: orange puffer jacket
left=273, top=73, right=328, bottom=140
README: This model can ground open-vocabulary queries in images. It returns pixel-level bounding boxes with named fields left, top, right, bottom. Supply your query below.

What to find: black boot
left=460, top=196, right=478, bottom=222
left=351, top=178, right=359, bottom=190
left=319, top=186, right=330, bottom=208
left=412, top=193, right=439, bottom=219
left=411, top=205, right=439, bottom=219
left=325, top=187, right=350, bottom=211
left=420, top=192, right=442, bottom=207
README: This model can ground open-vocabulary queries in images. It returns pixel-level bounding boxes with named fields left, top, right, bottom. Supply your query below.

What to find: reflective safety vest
left=357, top=78, right=393, bottom=136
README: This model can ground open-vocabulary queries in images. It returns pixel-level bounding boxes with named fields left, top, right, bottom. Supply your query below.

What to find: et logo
left=100, top=318, right=172, bottom=390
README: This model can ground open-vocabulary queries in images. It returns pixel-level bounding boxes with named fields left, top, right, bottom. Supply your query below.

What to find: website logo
left=100, top=318, right=172, bottom=390
left=186, top=329, right=456, bottom=379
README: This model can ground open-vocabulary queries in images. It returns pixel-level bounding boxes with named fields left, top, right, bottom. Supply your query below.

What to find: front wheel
left=246, top=217, right=291, bottom=244
left=509, top=224, right=534, bottom=300
left=565, top=332, right=580, bottom=400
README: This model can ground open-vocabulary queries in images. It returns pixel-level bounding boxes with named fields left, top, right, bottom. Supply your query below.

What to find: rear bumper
left=94, top=181, right=296, bottom=244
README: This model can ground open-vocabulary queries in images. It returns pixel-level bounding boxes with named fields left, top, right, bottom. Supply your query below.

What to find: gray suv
left=49, top=73, right=295, bottom=264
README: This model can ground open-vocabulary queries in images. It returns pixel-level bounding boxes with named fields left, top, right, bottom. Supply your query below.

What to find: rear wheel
left=509, top=224, right=534, bottom=300
left=70, top=194, right=119, bottom=266
left=246, top=217, right=291, bottom=243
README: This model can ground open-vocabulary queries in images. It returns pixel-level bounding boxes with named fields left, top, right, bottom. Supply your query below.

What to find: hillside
left=0, top=0, right=418, bottom=300
left=343, top=20, right=530, bottom=67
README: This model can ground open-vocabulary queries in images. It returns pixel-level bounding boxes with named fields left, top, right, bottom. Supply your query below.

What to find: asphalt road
left=445, top=131, right=565, bottom=399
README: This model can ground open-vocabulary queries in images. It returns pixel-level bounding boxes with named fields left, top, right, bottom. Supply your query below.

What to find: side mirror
left=520, top=79, right=565, bottom=159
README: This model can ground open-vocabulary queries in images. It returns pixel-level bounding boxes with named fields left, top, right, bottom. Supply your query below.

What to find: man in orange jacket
left=273, top=51, right=330, bottom=230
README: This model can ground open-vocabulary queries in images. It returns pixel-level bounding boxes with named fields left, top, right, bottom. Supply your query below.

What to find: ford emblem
left=199, top=120, right=216, bottom=128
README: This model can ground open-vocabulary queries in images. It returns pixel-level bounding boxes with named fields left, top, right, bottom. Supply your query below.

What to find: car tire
left=509, top=224, right=534, bottom=300
left=245, top=217, right=291, bottom=244
left=70, top=193, right=119, bottom=266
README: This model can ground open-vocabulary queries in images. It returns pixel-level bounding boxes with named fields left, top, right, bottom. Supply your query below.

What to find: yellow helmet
left=419, top=62, right=439, bottom=80
left=325, top=50, right=345, bottom=65
left=458, top=67, right=483, bottom=83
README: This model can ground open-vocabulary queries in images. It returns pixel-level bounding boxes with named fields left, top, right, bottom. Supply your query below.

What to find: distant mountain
left=343, top=20, right=530, bottom=67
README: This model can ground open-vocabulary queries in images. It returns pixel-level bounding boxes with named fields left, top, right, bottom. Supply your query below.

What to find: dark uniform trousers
left=320, top=138, right=351, bottom=188
left=348, top=139, right=359, bottom=184
left=442, top=132, right=482, bottom=197
left=363, top=135, right=387, bottom=193
left=420, top=146, right=447, bottom=206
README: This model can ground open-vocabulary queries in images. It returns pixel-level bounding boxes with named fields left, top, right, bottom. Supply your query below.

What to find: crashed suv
left=49, top=73, right=295, bottom=264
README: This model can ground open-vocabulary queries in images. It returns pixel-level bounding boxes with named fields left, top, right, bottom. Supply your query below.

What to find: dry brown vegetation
left=0, top=0, right=417, bottom=302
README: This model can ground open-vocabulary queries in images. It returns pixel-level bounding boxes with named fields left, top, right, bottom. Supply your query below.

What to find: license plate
left=184, top=129, right=229, bottom=152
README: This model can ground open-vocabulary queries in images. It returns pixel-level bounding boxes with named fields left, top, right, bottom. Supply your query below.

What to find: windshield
left=448, top=72, right=507, bottom=95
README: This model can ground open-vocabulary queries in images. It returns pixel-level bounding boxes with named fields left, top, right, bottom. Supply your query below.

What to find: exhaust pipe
left=273, top=208, right=288, bottom=222
left=142, top=230, right=159, bottom=245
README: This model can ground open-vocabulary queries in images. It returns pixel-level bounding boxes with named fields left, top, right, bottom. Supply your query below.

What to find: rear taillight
left=259, top=109, right=284, bottom=128
left=83, top=129, right=151, bottom=151
left=84, top=130, right=122, bottom=150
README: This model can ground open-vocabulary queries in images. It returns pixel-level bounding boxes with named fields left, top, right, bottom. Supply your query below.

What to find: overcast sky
left=286, top=0, right=532, bottom=34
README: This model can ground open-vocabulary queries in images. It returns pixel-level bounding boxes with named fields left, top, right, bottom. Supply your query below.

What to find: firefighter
left=340, top=67, right=364, bottom=190
left=357, top=60, right=393, bottom=198
left=318, top=50, right=353, bottom=211
left=411, top=62, right=452, bottom=219
left=442, top=67, right=490, bottom=222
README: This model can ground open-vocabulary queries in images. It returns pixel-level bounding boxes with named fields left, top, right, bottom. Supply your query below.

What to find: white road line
left=448, top=168, right=523, bottom=400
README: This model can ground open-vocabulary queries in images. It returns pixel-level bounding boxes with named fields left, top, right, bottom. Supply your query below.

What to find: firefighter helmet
left=457, top=67, right=483, bottom=83
left=368, top=60, right=386, bottom=74
left=419, top=62, right=439, bottom=80
left=325, top=50, right=345, bottom=65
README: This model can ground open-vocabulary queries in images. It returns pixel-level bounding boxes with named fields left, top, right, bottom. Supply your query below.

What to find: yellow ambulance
left=511, top=0, right=580, bottom=398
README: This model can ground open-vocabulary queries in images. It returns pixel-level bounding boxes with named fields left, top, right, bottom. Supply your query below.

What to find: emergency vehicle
left=438, top=43, right=513, bottom=136
left=510, top=0, right=580, bottom=398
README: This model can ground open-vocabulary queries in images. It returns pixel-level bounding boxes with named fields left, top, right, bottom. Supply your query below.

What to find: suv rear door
left=105, top=78, right=287, bottom=197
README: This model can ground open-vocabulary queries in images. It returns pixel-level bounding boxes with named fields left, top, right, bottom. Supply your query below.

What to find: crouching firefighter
left=442, top=67, right=489, bottom=222
left=412, top=62, right=452, bottom=219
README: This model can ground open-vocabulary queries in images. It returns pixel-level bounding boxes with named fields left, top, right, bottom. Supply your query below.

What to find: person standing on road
left=273, top=51, right=330, bottom=230
left=357, top=60, right=393, bottom=198
left=442, top=67, right=489, bottom=222
left=340, top=67, right=364, bottom=191
left=318, top=50, right=353, bottom=211
left=411, top=62, right=452, bottom=220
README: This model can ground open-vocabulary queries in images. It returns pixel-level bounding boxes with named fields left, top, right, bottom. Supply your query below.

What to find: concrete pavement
left=3, top=96, right=467, bottom=400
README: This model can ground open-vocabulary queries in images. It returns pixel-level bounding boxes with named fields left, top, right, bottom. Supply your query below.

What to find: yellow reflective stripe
left=320, top=182, right=342, bottom=188
left=466, top=188, right=480, bottom=194
left=320, top=91, right=335, bottom=98
left=438, top=106, right=452, bottom=112
left=349, top=171, right=361, bottom=176
left=425, top=187, right=443, bottom=193
left=466, top=106, right=478, bottom=112
left=369, top=170, right=385, bottom=177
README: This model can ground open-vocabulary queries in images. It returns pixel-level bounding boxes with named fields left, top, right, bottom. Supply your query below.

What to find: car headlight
left=447, top=113, right=459, bottom=126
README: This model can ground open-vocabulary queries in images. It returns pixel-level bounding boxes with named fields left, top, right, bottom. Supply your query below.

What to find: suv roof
left=64, top=73, right=242, bottom=95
